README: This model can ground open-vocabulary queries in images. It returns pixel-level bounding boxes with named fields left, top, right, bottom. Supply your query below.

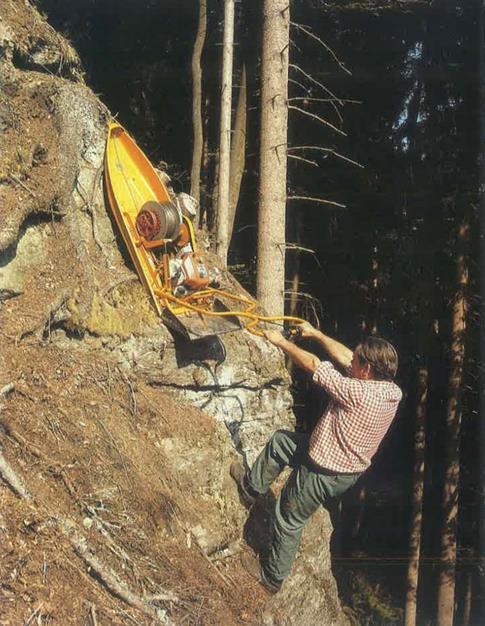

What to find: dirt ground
left=0, top=335, right=273, bottom=625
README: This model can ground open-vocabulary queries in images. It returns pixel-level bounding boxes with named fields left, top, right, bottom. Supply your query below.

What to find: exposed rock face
left=0, top=2, right=347, bottom=624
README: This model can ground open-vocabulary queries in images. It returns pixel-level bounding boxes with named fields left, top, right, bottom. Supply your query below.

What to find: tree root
left=18, top=289, right=71, bottom=343
left=75, top=166, right=110, bottom=260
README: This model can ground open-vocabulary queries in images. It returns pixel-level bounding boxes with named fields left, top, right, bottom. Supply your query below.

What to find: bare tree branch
left=288, top=154, right=319, bottom=167
left=288, top=77, right=311, bottom=93
left=288, top=105, right=346, bottom=136
left=291, top=21, right=352, bottom=75
left=283, top=242, right=316, bottom=254
left=287, top=195, right=346, bottom=208
left=289, top=63, right=343, bottom=105
left=289, top=96, right=361, bottom=104
left=289, top=64, right=342, bottom=103
left=288, top=145, right=364, bottom=168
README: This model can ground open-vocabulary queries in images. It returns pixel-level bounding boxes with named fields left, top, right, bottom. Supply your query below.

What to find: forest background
left=34, top=0, right=481, bottom=624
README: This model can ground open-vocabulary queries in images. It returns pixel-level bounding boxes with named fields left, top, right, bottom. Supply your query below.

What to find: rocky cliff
left=0, top=2, right=348, bottom=624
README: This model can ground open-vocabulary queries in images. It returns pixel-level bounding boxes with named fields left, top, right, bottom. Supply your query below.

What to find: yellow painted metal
left=104, top=121, right=169, bottom=315
left=104, top=120, right=308, bottom=337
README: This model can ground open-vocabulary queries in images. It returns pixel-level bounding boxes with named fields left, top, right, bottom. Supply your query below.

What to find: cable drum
left=135, top=201, right=182, bottom=241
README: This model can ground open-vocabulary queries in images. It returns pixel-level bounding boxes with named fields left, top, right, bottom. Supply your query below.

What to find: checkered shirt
left=309, top=361, right=402, bottom=473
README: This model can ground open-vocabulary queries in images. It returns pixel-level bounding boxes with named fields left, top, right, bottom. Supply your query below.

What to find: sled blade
left=161, top=299, right=241, bottom=340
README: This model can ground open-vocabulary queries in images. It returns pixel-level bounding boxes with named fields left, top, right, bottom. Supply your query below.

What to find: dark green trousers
left=247, top=430, right=361, bottom=584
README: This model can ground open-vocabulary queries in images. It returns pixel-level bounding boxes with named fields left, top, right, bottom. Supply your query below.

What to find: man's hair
left=355, top=337, right=398, bottom=381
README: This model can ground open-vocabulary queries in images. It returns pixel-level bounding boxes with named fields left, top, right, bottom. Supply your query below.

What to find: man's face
left=350, top=351, right=372, bottom=380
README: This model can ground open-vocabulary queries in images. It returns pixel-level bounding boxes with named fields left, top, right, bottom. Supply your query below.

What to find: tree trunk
left=436, top=219, right=469, bottom=626
left=350, top=484, right=366, bottom=545
left=216, top=0, right=235, bottom=266
left=190, top=0, right=207, bottom=205
left=404, top=361, right=429, bottom=626
left=228, top=64, right=247, bottom=244
left=461, top=571, right=473, bottom=626
left=478, top=2, right=485, bottom=621
left=288, top=209, right=303, bottom=318
left=256, top=0, right=290, bottom=316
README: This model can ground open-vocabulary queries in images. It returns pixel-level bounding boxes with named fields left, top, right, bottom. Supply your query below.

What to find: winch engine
left=134, top=196, right=217, bottom=296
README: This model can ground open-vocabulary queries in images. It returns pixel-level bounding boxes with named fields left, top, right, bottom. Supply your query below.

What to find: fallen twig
left=0, top=446, right=177, bottom=624
left=120, top=371, right=138, bottom=420
left=0, top=450, right=31, bottom=499
left=91, top=413, right=131, bottom=484
left=24, top=603, right=44, bottom=626
left=9, top=174, right=37, bottom=199
left=90, top=603, right=98, bottom=626
left=0, top=383, right=14, bottom=398
left=0, top=418, right=78, bottom=501
left=195, top=540, right=234, bottom=588
left=59, top=518, right=174, bottom=624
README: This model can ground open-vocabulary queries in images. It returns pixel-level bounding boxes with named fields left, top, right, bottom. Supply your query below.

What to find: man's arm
left=298, top=322, right=353, bottom=370
left=263, top=327, right=363, bottom=407
left=262, top=330, right=320, bottom=374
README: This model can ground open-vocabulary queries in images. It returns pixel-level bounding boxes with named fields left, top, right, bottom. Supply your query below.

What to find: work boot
left=230, top=461, right=257, bottom=508
left=241, top=552, right=282, bottom=595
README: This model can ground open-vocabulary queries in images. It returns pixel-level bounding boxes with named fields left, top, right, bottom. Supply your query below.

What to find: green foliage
left=345, top=571, right=403, bottom=626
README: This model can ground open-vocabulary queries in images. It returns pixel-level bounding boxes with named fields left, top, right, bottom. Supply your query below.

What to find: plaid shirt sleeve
left=312, top=361, right=365, bottom=409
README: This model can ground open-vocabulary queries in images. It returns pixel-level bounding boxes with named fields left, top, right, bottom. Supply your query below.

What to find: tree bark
left=256, top=0, right=290, bottom=316
left=478, top=2, right=485, bottom=622
left=436, top=219, right=469, bottom=626
left=461, top=571, right=473, bottom=626
left=190, top=0, right=207, bottom=205
left=216, top=0, right=235, bottom=266
left=404, top=361, right=428, bottom=626
left=228, top=64, right=247, bottom=243
left=350, top=484, right=366, bottom=543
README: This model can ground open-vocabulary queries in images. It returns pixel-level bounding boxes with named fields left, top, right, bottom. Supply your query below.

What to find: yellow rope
left=156, top=286, right=306, bottom=337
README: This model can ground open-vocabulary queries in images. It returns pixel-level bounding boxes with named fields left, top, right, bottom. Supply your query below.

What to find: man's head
left=350, top=337, right=398, bottom=381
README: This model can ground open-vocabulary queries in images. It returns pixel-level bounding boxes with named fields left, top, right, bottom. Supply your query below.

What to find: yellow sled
left=104, top=121, right=305, bottom=343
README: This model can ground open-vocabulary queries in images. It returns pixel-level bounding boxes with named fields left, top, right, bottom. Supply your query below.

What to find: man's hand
left=263, top=326, right=320, bottom=374
left=298, top=323, right=353, bottom=370
left=298, top=321, right=318, bottom=340
left=262, top=329, right=286, bottom=347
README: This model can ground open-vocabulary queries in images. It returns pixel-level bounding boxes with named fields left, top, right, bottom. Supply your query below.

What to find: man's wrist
left=278, top=336, right=293, bottom=351
left=312, top=328, right=325, bottom=342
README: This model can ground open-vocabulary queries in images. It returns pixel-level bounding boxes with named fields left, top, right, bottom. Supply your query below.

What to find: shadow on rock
left=242, top=491, right=276, bottom=560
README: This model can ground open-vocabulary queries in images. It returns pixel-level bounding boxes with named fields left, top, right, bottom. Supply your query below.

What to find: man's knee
left=269, top=429, right=292, bottom=456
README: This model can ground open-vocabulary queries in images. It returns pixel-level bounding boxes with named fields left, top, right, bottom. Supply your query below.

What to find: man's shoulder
left=362, top=379, right=403, bottom=403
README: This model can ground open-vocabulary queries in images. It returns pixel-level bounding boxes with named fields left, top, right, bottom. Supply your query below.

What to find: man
left=230, top=321, right=402, bottom=594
